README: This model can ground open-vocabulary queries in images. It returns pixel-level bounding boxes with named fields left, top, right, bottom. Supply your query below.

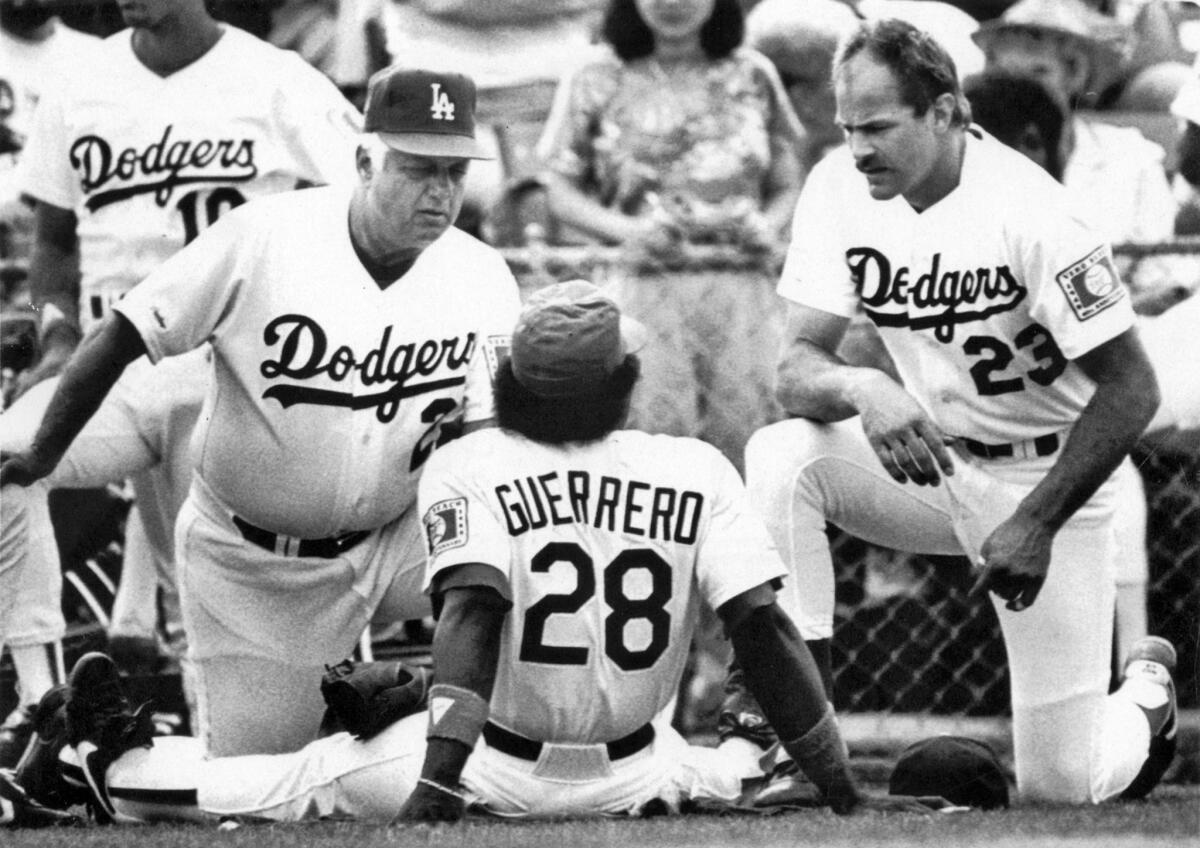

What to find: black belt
left=482, top=721, right=655, bottom=762
left=962, top=433, right=1059, bottom=460
left=231, top=515, right=370, bottom=559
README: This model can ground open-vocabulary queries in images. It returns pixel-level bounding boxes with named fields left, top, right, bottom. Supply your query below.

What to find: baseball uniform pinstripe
left=747, top=130, right=1154, bottom=802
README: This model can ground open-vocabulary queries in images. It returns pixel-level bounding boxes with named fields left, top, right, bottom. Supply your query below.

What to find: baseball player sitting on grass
left=739, top=18, right=1178, bottom=805
left=0, top=65, right=522, bottom=760
left=0, top=282, right=945, bottom=827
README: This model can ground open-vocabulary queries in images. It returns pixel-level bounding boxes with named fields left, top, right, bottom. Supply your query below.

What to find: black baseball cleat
left=716, top=668, right=778, bottom=752
left=11, top=684, right=88, bottom=812
left=1118, top=636, right=1178, bottom=800
left=63, top=652, right=155, bottom=824
left=0, top=769, right=83, bottom=829
left=0, top=704, right=37, bottom=769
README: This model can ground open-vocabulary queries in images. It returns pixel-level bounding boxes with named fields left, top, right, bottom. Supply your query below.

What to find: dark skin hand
left=393, top=582, right=507, bottom=824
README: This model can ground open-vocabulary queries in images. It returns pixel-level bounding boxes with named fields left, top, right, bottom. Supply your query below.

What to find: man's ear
left=932, top=91, right=959, bottom=129
left=355, top=145, right=373, bottom=182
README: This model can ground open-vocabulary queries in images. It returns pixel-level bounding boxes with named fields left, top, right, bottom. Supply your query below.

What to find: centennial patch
left=482, top=334, right=511, bottom=381
left=1056, top=247, right=1125, bottom=321
left=423, top=498, right=468, bottom=556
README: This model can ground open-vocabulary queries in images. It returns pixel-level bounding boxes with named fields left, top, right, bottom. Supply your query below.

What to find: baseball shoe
left=716, top=668, right=778, bottom=751
left=0, top=704, right=36, bottom=770
left=10, top=685, right=87, bottom=812
left=0, top=769, right=83, bottom=829
left=63, top=652, right=154, bottom=824
left=1118, top=636, right=1177, bottom=800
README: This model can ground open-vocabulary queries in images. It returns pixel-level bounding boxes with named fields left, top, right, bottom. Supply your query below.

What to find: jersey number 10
left=519, top=542, right=672, bottom=672
left=176, top=187, right=247, bottom=244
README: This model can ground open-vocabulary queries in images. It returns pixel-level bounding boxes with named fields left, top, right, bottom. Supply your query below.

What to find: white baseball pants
left=745, top=418, right=1152, bottom=804
left=94, top=713, right=759, bottom=823
left=174, top=476, right=430, bottom=758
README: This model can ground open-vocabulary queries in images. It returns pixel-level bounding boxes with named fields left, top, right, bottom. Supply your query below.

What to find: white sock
left=11, top=643, right=65, bottom=705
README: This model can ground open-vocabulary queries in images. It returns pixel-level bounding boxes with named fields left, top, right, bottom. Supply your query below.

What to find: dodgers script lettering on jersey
left=17, top=27, right=361, bottom=330
left=259, top=314, right=476, bottom=423
left=849, top=248, right=1025, bottom=343
left=495, top=472, right=702, bottom=544
left=70, top=125, right=257, bottom=212
left=778, top=132, right=1136, bottom=442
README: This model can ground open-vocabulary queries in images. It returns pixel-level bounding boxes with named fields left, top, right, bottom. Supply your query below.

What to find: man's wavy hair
left=602, top=0, right=744, bottom=62
left=835, top=17, right=971, bottom=127
left=494, top=355, right=640, bottom=445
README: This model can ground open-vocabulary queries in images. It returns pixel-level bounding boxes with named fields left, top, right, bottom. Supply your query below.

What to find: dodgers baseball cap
left=363, top=66, right=493, bottom=160
left=889, top=736, right=1010, bottom=809
left=511, top=280, right=648, bottom=398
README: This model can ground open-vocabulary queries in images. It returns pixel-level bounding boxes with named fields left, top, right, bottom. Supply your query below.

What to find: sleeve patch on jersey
left=1056, top=247, right=1126, bottom=321
left=423, top=498, right=468, bottom=557
left=482, top=334, right=511, bottom=382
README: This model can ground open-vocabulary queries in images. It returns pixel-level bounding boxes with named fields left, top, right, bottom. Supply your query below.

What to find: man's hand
left=393, top=778, right=465, bottom=824
left=0, top=449, right=56, bottom=489
left=856, top=380, right=954, bottom=486
left=973, top=511, right=1054, bottom=611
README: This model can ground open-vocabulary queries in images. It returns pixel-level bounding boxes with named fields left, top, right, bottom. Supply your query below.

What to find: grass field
left=6, top=784, right=1197, bottom=848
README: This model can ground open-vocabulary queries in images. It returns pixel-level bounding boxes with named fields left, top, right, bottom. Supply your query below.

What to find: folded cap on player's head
left=362, top=65, right=493, bottom=160
left=510, top=280, right=648, bottom=398
left=888, top=735, right=1010, bottom=809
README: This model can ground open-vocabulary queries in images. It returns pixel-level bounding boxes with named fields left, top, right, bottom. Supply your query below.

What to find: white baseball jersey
left=419, top=428, right=786, bottom=744
left=779, top=127, right=1136, bottom=444
left=17, top=25, right=361, bottom=332
left=115, top=186, right=521, bottom=538
left=0, top=21, right=98, bottom=196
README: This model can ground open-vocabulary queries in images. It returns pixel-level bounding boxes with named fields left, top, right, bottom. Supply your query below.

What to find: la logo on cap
left=430, top=83, right=455, bottom=121
left=362, top=66, right=493, bottom=160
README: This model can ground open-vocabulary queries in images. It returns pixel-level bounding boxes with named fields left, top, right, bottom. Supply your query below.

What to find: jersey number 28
left=519, top=542, right=672, bottom=672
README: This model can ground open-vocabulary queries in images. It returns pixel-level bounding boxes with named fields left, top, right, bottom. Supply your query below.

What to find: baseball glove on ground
left=319, top=659, right=433, bottom=740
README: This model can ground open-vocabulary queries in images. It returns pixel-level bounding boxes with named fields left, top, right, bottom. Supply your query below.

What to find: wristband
left=427, top=684, right=489, bottom=749
left=779, top=704, right=860, bottom=813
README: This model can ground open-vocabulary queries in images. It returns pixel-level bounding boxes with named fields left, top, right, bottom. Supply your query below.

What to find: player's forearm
left=728, top=602, right=860, bottom=810
left=1017, top=336, right=1159, bottom=532
left=1017, top=378, right=1157, bottom=533
left=776, top=340, right=895, bottom=423
left=26, top=314, right=146, bottom=468
left=420, top=586, right=506, bottom=786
